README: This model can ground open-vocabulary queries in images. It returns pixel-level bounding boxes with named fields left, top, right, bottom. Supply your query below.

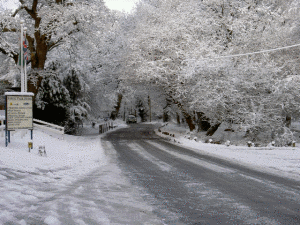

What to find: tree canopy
left=122, top=0, right=300, bottom=143
left=0, top=0, right=111, bottom=93
left=2, top=0, right=300, bottom=143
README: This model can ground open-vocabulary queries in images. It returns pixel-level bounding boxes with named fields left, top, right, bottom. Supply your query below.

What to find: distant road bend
left=103, top=123, right=300, bottom=225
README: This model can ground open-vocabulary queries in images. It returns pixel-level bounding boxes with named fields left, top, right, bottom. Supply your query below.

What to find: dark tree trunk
left=196, top=112, right=211, bottom=131
left=163, top=112, right=169, bottom=122
left=164, top=92, right=195, bottom=131
left=28, top=31, right=48, bottom=96
left=163, top=97, right=172, bottom=122
left=285, top=115, right=291, bottom=128
left=185, top=114, right=196, bottom=131
left=172, top=98, right=195, bottom=131
left=111, top=93, right=123, bottom=120
left=206, top=123, right=221, bottom=136
left=176, top=113, right=180, bottom=124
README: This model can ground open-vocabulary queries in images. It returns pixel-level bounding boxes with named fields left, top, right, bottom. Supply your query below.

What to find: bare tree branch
left=47, top=27, right=80, bottom=51
left=32, top=0, right=38, bottom=12
left=2, top=27, right=17, bottom=32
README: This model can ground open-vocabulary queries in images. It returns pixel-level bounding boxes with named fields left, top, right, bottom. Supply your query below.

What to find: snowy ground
left=157, top=122, right=300, bottom=182
left=0, top=120, right=163, bottom=225
left=1, top=120, right=300, bottom=224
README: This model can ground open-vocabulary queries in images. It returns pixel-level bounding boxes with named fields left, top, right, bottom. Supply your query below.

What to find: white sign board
left=6, top=95, right=33, bottom=130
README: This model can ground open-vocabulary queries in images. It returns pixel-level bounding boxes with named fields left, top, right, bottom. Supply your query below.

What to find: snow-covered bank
left=0, top=128, right=105, bottom=224
left=0, top=130, right=103, bottom=181
left=156, top=123, right=300, bottom=182
left=0, top=118, right=127, bottom=179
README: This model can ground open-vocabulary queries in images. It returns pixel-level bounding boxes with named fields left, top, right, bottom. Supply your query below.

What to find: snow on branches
left=125, top=0, right=300, bottom=141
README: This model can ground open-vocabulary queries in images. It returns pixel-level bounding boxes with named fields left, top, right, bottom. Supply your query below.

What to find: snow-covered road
left=1, top=121, right=300, bottom=224
left=157, top=123, right=300, bottom=182
left=104, top=124, right=300, bottom=224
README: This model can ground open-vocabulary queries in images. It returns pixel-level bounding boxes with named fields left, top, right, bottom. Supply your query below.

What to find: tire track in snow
left=146, top=140, right=236, bottom=174
left=127, top=142, right=173, bottom=172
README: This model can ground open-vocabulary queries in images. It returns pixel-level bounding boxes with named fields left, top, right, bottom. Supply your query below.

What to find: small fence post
left=5, top=129, right=8, bottom=147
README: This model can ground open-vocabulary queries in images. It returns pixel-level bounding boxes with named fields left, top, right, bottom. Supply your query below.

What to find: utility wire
left=189, top=43, right=300, bottom=61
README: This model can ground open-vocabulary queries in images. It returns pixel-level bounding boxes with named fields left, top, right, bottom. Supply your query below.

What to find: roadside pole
left=24, top=27, right=27, bottom=92
left=4, top=20, right=33, bottom=147
left=148, top=95, right=151, bottom=122
left=20, top=20, right=24, bottom=92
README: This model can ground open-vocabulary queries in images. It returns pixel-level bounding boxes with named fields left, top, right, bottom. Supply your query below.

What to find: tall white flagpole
left=24, top=27, right=27, bottom=92
left=20, top=20, right=24, bottom=92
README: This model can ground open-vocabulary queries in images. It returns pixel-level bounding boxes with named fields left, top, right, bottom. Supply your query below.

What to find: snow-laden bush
left=63, top=69, right=91, bottom=134
left=35, top=71, right=71, bottom=125
left=35, top=68, right=91, bottom=133
left=274, top=127, right=295, bottom=147
left=36, top=71, right=70, bottom=111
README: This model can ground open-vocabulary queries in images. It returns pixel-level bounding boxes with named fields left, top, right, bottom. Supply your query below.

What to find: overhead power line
left=193, top=43, right=300, bottom=61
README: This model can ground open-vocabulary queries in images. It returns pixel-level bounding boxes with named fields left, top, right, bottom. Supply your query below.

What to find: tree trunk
left=172, top=97, right=195, bottom=131
left=285, top=115, right=291, bottom=128
left=163, top=111, right=169, bottom=122
left=185, top=114, right=195, bottom=131
left=196, top=112, right=211, bottom=131
left=206, top=123, right=221, bottom=136
left=28, top=32, right=48, bottom=96
left=176, top=113, right=180, bottom=124
left=163, top=97, right=172, bottom=122
left=111, top=93, right=123, bottom=120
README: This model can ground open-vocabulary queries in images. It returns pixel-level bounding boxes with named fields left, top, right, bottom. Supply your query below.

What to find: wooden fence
left=33, top=118, right=64, bottom=135
left=99, top=121, right=115, bottom=134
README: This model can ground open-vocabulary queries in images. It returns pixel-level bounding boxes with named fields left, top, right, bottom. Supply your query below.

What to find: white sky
left=0, top=0, right=18, bottom=10
left=0, top=0, right=140, bottom=13
left=104, top=0, right=140, bottom=13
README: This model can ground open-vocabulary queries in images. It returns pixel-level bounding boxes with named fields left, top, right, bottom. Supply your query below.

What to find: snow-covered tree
left=123, top=0, right=207, bottom=130
left=125, top=0, right=300, bottom=142
left=0, top=0, right=111, bottom=94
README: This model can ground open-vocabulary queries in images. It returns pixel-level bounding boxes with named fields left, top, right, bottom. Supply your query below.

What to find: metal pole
left=24, top=27, right=27, bottom=92
left=150, top=100, right=151, bottom=122
left=20, top=20, right=24, bottom=92
left=124, top=105, right=125, bottom=121
left=5, top=129, right=8, bottom=147
left=5, top=96, right=7, bottom=147
left=148, top=95, right=151, bottom=122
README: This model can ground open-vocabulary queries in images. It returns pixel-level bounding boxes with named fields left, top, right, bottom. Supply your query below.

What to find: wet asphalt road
left=103, top=123, right=300, bottom=225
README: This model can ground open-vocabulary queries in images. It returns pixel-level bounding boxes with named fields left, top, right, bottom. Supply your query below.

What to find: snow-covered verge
left=156, top=123, right=300, bottom=182
left=0, top=118, right=127, bottom=182
left=0, top=128, right=106, bottom=181
left=0, top=126, right=106, bottom=220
